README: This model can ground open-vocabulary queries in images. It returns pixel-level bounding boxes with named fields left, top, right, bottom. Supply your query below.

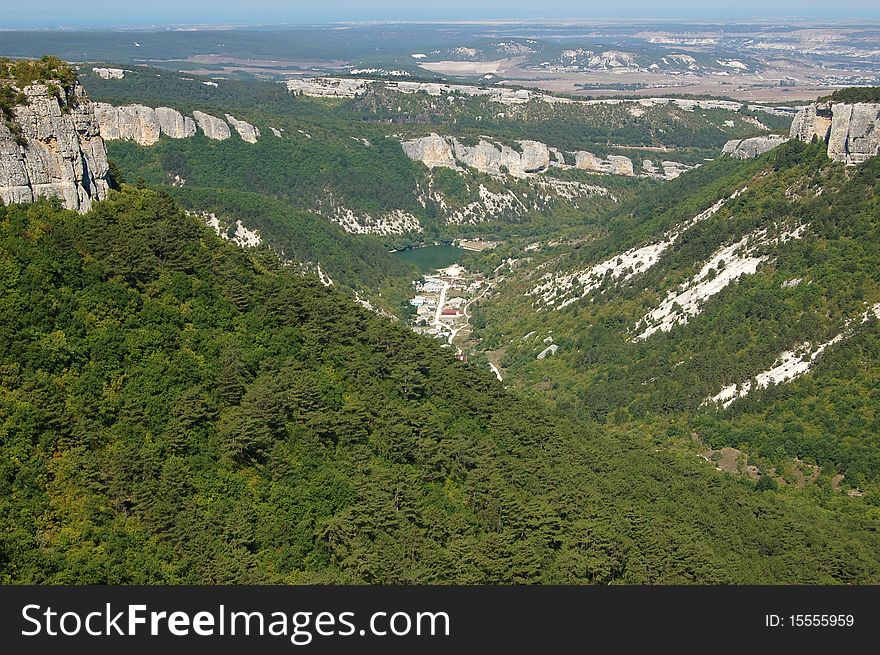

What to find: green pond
left=392, top=244, right=465, bottom=273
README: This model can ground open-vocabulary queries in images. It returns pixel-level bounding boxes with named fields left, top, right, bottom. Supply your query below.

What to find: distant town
left=405, top=239, right=508, bottom=379
left=409, top=262, right=485, bottom=344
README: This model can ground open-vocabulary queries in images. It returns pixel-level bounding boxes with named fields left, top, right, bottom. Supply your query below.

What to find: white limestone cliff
left=401, top=134, right=698, bottom=180
left=453, top=139, right=550, bottom=178
left=642, top=159, right=695, bottom=180
left=192, top=111, right=231, bottom=141
left=94, top=104, right=261, bottom=144
left=156, top=107, right=197, bottom=139
left=573, top=151, right=635, bottom=176
left=827, top=103, right=880, bottom=165
left=0, top=82, right=110, bottom=212
left=790, top=103, right=833, bottom=143
left=722, top=135, right=789, bottom=159
left=92, top=67, right=125, bottom=80
left=285, top=76, right=801, bottom=118
left=286, top=77, right=532, bottom=104
left=401, top=134, right=458, bottom=169
left=790, top=101, right=880, bottom=165
left=93, top=102, right=161, bottom=145
left=401, top=134, right=549, bottom=177
left=225, top=114, right=260, bottom=143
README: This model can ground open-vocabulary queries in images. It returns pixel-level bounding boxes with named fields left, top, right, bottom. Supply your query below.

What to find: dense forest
left=2, top=188, right=879, bottom=583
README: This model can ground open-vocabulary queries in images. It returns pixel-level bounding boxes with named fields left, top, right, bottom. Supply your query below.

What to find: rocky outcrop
left=514, top=141, right=552, bottom=174
left=827, top=103, right=880, bottom=165
left=287, top=77, right=373, bottom=98
left=94, top=103, right=260, bottom=144
left=92, top=67, right=125, bottom=80
left=790, top=101, right=879, bottom=165
left=402, top=134, right=550, bottom=177
left=454, top=139, right=550, bottom=177
left=537, top=344, right=559, bottom=360
left=156, top=107, right=196, bottom=139
left=642, top=159, right=695, bottom=180
left=790, top=103, right=833, bottom=143
left=93, top=102, right=161, bottom=145
left=549, top=147, right=566, bottom=166
left=192, top=111, right=231, bottom=141
left=0, top=82, right=110, bottom=212
left=284, top=76, right=804, bottom=118
left=401, top=134, right=458, bottom=169
left=287, top=77, right=533, bottom=104
left=722, top=135, right=788, bottom=159
left=401, top=134, right=701, bottom=180
left=225, top=114, right=260, bottom=143
left=573, top=151, right=635, bottom=176
left=393, top=81, right=532, bottom=105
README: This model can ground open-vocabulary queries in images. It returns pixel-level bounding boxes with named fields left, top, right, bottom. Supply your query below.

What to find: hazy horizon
left=4, top=0, right=880, bottom=29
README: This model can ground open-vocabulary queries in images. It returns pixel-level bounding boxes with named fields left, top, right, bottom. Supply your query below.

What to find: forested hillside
left=2, top=188, right=878, bottom=583
left=467, top=140, right=880, bottom=495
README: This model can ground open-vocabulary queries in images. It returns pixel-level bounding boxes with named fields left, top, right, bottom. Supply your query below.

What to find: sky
left=3, top=0, right=880, bottom=28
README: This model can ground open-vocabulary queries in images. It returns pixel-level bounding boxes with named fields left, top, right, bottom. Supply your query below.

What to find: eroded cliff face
left=401, top=134, right=551, bottom=178
left=92, top=103, right=260, bottom=144
left=790, top=103, right=833, bottom=143
left=93, top=103, right=161, bottom=145
left=721, top=135, right=789, bottom=159
left=573, top=151, right=635, bottom=176
left=225, top=114, right=260, bottom=143
left=827, top=103, right=880, bottom=165
left=400, top=133, right=694, bottom=179
left=156, top=107, right=197, bottom=139
left=790, top=101, right=880, bottom=165
left=453, top=138, right=551, bottom=178
left=401, top=134, right=457, bottom=169
left=0, top=82, right=110, bottom=212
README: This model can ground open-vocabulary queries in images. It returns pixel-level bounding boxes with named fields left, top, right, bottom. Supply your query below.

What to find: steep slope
left=168, top=187, right=417, bottom=304
left=465, top=139, right=880, bottom=492
left=1, top=59, right=414, bottom=312
left=0, top=57, right=110, bottom=211
left=2, top=188, right=879, bottom=583
left=789, top=92, right=880, bottom=165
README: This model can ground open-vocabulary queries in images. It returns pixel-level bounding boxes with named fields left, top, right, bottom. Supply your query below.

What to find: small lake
left=393, top=244, right=465, bottom=273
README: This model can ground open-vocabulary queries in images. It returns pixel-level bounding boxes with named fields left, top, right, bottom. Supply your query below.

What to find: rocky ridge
left=93, top=103, right=260, bottom=145
left=573, top=151, right=635, bottom=176
left=402, top=133, right=692, bottom=180
left=402, top=134, right=551, bottom=177
left=721, top=135, right=789, bottom=159
left=193, top=110, right=231, bottom=141
left=93, top=103, right=161, bottom=145
left=156, top=107, right=197, bottom=139
left=285, top=77, right=796, bottom=118
left=91, top=67, right=126, bottom=80
left=287, top=77, right=532, bottom=104
left=0, top=81, right=110, bottom=212
left=790, top=101, right=880, bottom=165
left=225, top=114, right=260, bottom=143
